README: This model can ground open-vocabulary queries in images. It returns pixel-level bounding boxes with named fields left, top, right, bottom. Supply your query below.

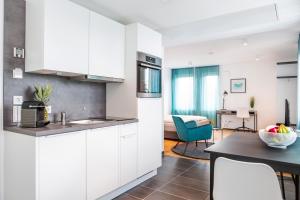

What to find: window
left=174, top=76, right=194, bottom=112
left=171, top=66, right=219, bottom=121
left=202, top=75, right=219, bottom=112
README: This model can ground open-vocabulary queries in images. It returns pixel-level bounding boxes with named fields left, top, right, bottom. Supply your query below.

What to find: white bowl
left=259, top=129, right=297, bottom=149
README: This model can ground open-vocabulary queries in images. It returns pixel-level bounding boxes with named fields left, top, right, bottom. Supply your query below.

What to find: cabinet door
left=89, top=11, right=125, bottom=79
left=137, top=24, right=162, bottom=58
left=120, top=123, right=138, bottom=186
left=44, top=0, right=89, bottom=75
left=87, top=126, right=119, bottom=200
left=38, top=131, right=86, bottom=200
left=138, top=98, right=163, bottom=176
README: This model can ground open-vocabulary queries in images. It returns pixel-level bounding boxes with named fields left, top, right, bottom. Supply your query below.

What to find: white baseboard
left=97, top=170, right=157, bottom=200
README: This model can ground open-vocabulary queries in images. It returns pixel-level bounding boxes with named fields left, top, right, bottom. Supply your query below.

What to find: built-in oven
left=137, top=52, right=162, bottom=98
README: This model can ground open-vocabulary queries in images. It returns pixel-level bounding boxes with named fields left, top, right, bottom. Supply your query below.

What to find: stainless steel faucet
left=61, top=112, right=66, bottom=125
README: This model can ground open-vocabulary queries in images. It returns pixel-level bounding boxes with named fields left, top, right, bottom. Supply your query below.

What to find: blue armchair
left=172, top=116, right=212, bottom=155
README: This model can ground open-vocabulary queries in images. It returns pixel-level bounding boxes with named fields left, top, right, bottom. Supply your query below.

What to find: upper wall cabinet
left=89, top=11, right=125, bottom=79
left=137, top=24, right=162, bottom=58
left=26, top=0, right=89, bottom=76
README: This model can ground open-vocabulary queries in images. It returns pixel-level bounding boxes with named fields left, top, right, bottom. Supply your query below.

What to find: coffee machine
left=21, top=101, right=50, bottom=128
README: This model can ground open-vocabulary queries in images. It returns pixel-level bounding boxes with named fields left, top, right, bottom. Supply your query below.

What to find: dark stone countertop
left=4, top=118, right=138, bottom=137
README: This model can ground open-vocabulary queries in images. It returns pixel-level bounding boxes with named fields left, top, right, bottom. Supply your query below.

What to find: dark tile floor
left=115, top=156, right=296, bottom=200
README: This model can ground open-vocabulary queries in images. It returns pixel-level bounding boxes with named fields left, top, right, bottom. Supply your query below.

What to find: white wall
left=276, top=64, right=297, bottom=125
left=218, top=60, right=277, bottom=129
left=0, top=0, right=4, bottom=198
left=162, top=66, right=171, bottom=118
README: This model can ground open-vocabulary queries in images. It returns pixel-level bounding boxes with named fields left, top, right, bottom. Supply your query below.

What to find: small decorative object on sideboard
left=250, top=96, right=255, bottom=110
left=259, top=124, right=297, bottom=149
left=33, top=84, right=53, bottom=121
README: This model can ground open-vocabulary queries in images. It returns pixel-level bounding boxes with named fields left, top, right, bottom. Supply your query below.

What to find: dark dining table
left=205, top=133, right=300, bottom=200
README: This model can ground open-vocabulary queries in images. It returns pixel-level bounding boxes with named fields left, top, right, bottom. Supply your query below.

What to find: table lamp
left=222, top=91, right=228, bottom=110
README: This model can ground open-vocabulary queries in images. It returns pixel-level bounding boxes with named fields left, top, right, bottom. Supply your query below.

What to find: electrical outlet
left=13, top=106, right=21, bottom=123
left=13, top=96, right=23, bottom=105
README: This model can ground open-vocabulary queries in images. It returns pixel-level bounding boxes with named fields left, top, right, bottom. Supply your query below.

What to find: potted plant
left=33, top=84, right=53, bottom=121
left=250, top=96, right=255, bottom=110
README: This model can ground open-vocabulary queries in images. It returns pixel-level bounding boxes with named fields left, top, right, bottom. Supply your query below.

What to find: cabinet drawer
left=120, top=123, right=138, bottom=136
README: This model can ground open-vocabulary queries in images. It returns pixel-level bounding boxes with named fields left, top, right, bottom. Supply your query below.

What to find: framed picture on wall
left=230, top=78, right=246, bottom=93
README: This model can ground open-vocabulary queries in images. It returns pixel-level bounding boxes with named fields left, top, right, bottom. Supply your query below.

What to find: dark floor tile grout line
left=141, top=162, right=199, bottom=199
left=169, top=182, right=210, bottom=194
left=125, top=193, right=144, bottom=200
left=155, top=190, right=190, bottom=200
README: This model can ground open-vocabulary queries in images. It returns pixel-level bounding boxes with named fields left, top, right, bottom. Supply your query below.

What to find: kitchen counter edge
left=4, top=119, right=139, bottom=137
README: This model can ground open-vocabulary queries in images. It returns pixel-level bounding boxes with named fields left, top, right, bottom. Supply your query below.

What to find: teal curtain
left=297, top=34, right=300, bottom=130
left=171, top=68, right=194, bottom=115
left=194, top=66, right=219, bottom=123
left=171, top=66, right=220, bottom=124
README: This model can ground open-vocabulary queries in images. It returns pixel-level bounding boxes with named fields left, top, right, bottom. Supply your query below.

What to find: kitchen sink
left=69, top=119, right=108, bottom=125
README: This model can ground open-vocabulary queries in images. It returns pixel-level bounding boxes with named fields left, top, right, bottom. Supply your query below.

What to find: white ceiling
left=164, top=28, right=299, bottom=67
left=72, top=0, right=300, bottom=46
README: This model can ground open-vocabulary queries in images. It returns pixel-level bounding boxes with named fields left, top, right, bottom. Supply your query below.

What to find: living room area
left=153, top=14, right=300, bottom=200
left=162, top=26, right=299, bottom=155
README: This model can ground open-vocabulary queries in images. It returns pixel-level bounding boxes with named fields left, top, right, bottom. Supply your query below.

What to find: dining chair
left=213, top=157, right=282, bottom=200
left=235, top=107, right=252, bottom=132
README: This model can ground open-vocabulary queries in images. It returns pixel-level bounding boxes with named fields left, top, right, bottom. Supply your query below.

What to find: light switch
left=13, top=68, right=23, bottom=79
left=13, top=96, right=23, bottom=105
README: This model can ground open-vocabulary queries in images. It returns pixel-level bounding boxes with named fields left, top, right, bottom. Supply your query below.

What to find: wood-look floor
left=115, top=130, right=296, bottom=200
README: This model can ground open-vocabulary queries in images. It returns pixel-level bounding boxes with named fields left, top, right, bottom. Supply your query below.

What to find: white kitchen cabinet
left=138, top=98, right=163, bottom=176
left=4, top=131, right=87, bottom=200
left=89, top=11, right=125, bottom=79
left=26, top=0, right=89, bottom=75
left=38, top=131, right=87, bottom=200
left=87, top=126, right=119, bottom=200
left=5, top=123, right=143, bottom=200
left=119, top=123, right=138, bottom=186
left=137, top=24, right=162, bottom=58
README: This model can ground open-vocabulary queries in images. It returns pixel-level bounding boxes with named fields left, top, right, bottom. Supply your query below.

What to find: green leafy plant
left=33, top=84, right=53, bottom=105
left=250, top=96, right=255, bottom=109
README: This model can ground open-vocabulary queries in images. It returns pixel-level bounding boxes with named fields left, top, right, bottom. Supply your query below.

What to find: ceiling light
left=255, top=57, right=260, bottom=61
left=243, top=40, right=248, bottom=46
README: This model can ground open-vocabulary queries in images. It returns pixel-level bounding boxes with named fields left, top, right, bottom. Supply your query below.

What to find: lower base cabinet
left=39, top=131, right=87, bottom=200
left=87, top=126, right=119, bottom=200
left=4, top=122, right=147, bottom=200
left=120, top=124, right=138, bottom=186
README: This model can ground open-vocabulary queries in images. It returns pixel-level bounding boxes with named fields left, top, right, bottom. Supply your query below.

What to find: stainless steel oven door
left=137, top=63, right=161, bottom=98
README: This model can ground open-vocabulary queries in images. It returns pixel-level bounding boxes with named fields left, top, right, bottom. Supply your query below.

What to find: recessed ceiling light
left=255, top=57, right=260, bottom=61
left=243, top=41, right=248, bottom=46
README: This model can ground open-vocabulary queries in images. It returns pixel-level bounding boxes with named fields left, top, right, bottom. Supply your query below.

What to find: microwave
left=137, top=52, right=162, bottom=98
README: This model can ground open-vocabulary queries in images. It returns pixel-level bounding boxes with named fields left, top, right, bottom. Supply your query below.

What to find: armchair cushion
left=185, top=120, right=197, bottom=129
